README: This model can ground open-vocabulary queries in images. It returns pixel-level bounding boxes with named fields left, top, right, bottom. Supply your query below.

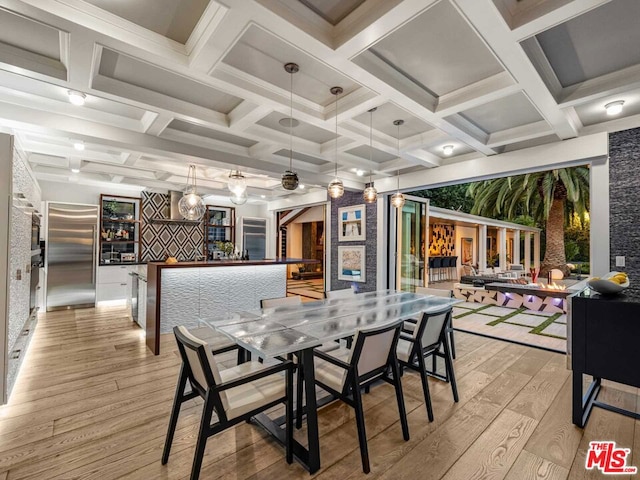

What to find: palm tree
left=467, top=167, right=589, bottom=275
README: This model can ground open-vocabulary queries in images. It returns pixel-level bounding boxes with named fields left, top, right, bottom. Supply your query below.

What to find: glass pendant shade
left=391, top=191, right=405, bottom=209
left=363, top=183, right=377, bottom=203
left=328, top=178, right=344, bottom=199
left=230, top=190, right=248, bottom=205
left=178, top=165, right=205, bottom=220
left=281, top=170, right=299, bottom=190
left=228, top=170, right=246, bottom=195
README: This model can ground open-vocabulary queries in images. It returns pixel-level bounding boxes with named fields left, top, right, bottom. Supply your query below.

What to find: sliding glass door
left=390, top=196, right=429, bottom=292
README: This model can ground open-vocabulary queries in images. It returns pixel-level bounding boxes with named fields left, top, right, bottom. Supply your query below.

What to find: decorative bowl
left=587, top=271, right=630, bottom=295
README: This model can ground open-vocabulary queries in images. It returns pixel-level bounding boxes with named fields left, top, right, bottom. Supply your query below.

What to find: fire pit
left=485, top=282, right=569, bottom=299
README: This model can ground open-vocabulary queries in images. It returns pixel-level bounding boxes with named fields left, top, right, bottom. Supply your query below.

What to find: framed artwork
left=461, top=237, right=473, bottom=264
left=338, top=246, right=366, bottom=282
left=338, top=205, right=366, bottom=242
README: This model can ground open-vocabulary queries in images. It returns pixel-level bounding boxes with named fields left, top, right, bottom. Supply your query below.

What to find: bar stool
left=432, top=257, right=443, bottom=283
left=428, top=257, right=435, bottom=283
left=449, top=256, right=458, bottom=281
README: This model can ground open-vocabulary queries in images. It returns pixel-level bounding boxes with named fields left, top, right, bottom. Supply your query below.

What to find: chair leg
left=296, top=356, right=305, bottom=429
left=364, top=385, right=370, bottom=394
left=285, top=365, right=294, bottom=464
left=162, top=364, right=188, bottom=465
left=390, top=359, right=410, bottom=441
left=190, top=394, right=215, bottom=480
left=443, top=338, right=459, bottom=403
left=352, top=381, right=370, bottom=474
left=416, top=353, right=434, bottom=422
left=449, top=327, right=456, bottom=359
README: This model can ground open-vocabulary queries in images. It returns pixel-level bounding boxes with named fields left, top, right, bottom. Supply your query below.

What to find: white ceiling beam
left=436, top=72, right=520, bottom=117
left=109, top=175, right=124, bottom=183
left=333, top=0, right=434, bottom=58
left=68, top=156, right=81, bottom=171
left=228, top=101, right=273, bottom=131
left=486, top=120, right=554, bottom=148
left=558, top=63, right=640, bottom=108
left=453, top=0, right=580, bottom=140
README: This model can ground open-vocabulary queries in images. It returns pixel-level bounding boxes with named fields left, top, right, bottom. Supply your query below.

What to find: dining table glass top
left=200, top=290, right=461, bottom=358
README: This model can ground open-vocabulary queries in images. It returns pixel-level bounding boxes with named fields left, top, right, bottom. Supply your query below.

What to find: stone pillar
left=513, top=230, right=521, bottom=266
left=478, top=224, right=487, bottom=273
left=524, top=231, right=531, bottom=273
left=498, top=227, right=507, bottom=270
left=534, top=232, right=541, bottom=270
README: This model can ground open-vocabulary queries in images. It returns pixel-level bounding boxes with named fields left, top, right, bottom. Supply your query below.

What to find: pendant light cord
left=289, top=71, right=293, bottom=171
left=397, top=123, right=401, bottom=191
left=334, top=92, right=338, bottom=178
left=369, top=110, right=373, bottom=184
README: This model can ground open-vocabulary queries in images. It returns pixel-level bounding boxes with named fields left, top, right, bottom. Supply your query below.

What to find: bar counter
left=145, top=258, right=318, bottom=354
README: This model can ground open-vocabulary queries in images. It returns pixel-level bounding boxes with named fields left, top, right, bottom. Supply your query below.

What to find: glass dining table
left=200, top=290, right=461, bottom=473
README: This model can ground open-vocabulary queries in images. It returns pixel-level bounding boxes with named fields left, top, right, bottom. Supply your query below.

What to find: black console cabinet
left=571, top=289, right=640, bottom=427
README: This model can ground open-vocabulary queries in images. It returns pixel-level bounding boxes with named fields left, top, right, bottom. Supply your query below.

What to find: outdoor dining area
left=162, top=289, right=460, bottom=480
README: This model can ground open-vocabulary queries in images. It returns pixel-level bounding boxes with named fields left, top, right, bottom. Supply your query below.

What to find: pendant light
left=390, top=120, right=405, bottom=209
left=281, top=62, right=299, bottom=190
left=363, top=107, right=378, bottom=203
left=327, top=86, right=344, bottom=199
left=178, top=164, right=206, bottom=220
left=230, top=190, right=248, bottom=205
left=228, top=169, right=246, bottom=196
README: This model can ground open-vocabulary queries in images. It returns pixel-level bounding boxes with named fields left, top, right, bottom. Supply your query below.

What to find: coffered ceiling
left=0, top=0, right=636, bottom=202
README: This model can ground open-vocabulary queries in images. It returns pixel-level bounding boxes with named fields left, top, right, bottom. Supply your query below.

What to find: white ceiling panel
left=352, top=102, right=434, bottom=139
left=298, top=0, right=365, bottom=25
left=574, top=88, right=640, bottom=127
left=274, top=149, right=329, bottom=166
left=0, top=8, right=61, bottom=60
left=99, top=49, right=242, bottom=113
left=346, top=145, right=396, bottom=163
left=367, top=1, right=504, bottom=96
left=535, top=0, right=640, bottom=87
left=222, top=25, right=361, bottom=106
left=84, top=0, right=211, bottom=44
left=458, top=92, right=544, bottom=134
left=257, top=111, right=335, bottom=143
left=166, top=119, right=258, bottom=147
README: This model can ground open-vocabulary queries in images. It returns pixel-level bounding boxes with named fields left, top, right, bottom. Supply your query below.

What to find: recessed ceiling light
left=356, top=169, right=364, bottom=176
left=67, top=90, right=86, bottom=106
left=260, top=195, right=266, bottom=199
left=605, top=100, right=624, bottom=116
left=71, top=168, right=80, bottom=173
left=299, top=184, right=305, bottom=189
left=442, top=145, right=454, bottom=155
left=73, top=142, right=85, bottom=151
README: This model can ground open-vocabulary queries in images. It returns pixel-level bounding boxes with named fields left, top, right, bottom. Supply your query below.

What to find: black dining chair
left=397, top=306, right=458, bottom=422
left=162, top=326, right=295, bottom=480
left=313, top=322, right=410, bottom=473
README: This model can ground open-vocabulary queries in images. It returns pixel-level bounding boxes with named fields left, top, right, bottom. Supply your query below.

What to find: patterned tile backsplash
left=140, top=192, right=204, bottom=262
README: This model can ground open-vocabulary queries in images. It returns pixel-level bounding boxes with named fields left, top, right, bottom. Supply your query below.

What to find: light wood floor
left=0, top=306, right=638, bottom=480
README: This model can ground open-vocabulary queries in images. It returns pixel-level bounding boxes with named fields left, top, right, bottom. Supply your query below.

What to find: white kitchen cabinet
left=96, top=265, right=132, bottom=304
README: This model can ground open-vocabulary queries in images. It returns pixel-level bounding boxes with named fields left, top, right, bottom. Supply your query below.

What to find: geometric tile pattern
left=454, top=286, right=566, bottom=313
left=429, top=224, right=455, bottom=256
left=140, top=192, right=204, bottom=262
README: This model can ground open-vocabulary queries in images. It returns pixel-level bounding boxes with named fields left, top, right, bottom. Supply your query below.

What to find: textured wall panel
left=609, top=127, right=640, bottom=296
left=161, top=265, right=286, bottom=333
left=429, top=224, right=455, bottom=255
left=7, top=148, right=41, bottom=397
left=330, top=191, right=377, bottom=292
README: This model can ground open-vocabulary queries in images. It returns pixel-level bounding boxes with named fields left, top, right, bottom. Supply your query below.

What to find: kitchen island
left=145, top=259, right=317, bottom=354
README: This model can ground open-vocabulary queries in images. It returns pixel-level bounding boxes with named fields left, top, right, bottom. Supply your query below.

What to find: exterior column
left=478, top=224, right=487, bottom=273
left=524, top=232, right=531, bottom=273
left=534, top=232, right=541, bottom=270
left=513, top=230, right=521, bottom=266
left=498, top=227, right=507, bottom=270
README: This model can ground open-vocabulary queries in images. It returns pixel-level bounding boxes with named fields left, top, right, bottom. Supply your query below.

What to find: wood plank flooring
left=0, top=306, right=637, bottom=480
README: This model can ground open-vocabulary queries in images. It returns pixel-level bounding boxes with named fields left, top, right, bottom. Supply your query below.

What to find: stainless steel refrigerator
left=46, top=203, right=99, bottom=311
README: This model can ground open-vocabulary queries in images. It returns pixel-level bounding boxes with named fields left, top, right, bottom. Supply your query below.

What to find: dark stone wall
left=330, top=191, right=377, bottom=292
left=609, top=127, right=640, bottom=295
